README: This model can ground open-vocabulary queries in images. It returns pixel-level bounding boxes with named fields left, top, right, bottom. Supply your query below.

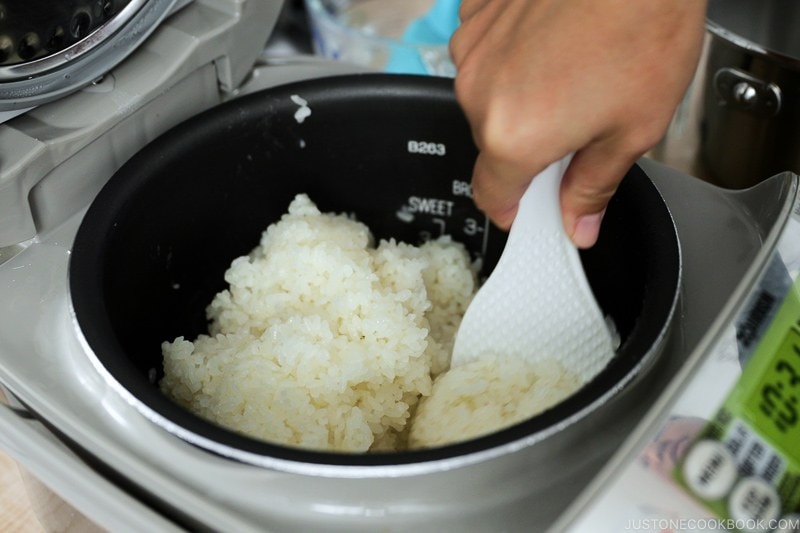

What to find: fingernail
left=572, top=210, right=605, bottom=249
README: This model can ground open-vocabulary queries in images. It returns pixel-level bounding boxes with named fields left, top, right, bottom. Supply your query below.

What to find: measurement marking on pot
left=432, top=217, right=446, bottom=236
left=463, top=217, right=483, bottom=236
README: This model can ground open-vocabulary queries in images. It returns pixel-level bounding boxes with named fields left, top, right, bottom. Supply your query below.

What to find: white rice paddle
left=451, top=154, right=616, bottom=383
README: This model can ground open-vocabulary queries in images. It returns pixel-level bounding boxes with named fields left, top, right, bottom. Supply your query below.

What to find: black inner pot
left=69, top=74, right=680, bottom=466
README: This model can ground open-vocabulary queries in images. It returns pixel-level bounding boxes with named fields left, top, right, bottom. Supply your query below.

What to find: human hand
left=450, top=0, right=707, bottom=247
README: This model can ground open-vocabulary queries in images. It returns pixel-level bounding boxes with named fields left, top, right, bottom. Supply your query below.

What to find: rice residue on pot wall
left=160, top=194, right=584, bottom=453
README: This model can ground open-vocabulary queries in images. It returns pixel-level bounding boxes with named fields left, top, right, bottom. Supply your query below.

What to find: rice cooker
left=0, top=1, right=798, bottom=531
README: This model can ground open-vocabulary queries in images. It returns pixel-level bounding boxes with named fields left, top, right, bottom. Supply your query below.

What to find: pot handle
left=713, top=68, right=782, bottom=118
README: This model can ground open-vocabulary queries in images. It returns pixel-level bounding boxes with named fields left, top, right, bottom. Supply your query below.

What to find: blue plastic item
left=385, top=0, right=460, bottom=75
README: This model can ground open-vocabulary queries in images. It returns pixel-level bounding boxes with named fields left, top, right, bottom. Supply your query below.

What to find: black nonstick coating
left=69, top=74, right=680, bottom=466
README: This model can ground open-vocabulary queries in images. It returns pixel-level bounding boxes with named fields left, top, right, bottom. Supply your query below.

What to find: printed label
left=451, top=180, right=472, bottom=198
left=407, top=140, right=446, bottom=156
left=406, top=196, right=454, bottom=217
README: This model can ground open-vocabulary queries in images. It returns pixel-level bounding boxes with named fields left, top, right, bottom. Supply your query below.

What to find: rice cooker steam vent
left=0, top=0, right=179, bottom=111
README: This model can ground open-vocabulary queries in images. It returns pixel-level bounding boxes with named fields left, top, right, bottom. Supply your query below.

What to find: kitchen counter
left=0, top=388, right=102, bottom=532
left=0, top=448, right=104, bottom=532
left=0, top=451, right=44, bottom=532
left=0, top=385, right=42, bottom=533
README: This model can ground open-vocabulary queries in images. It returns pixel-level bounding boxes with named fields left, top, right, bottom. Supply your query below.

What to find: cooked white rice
left=160, top=194, right=476, bottom=452
left=160, top=194, right=584, bottom=453
left=409, top=357, right=581, bottom=448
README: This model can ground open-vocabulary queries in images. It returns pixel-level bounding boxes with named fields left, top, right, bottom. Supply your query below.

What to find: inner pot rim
left=67, top=74, right=682, bottom=477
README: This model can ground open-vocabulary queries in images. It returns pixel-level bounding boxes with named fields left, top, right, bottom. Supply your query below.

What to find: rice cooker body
left=68, top=75, right=681, bottom=524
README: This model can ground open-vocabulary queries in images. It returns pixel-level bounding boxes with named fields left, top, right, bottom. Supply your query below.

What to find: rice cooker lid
left=0, top=0, right=181, bottom=111
left=707, top=0, right=800, bottom=65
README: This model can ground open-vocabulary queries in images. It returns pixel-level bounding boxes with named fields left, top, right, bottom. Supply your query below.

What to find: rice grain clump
left=409, top=357, right=581, bottom=448
left=160, top=194, right=477, bottom=452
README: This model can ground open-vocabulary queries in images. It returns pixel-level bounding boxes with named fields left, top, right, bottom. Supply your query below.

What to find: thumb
left=560, top=143, right=637, bottom=249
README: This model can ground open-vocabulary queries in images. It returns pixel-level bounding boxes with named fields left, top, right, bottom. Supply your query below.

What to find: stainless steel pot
left=702, top=0, right=800, bottom=188
left=68, top=74, right=681, bottom=530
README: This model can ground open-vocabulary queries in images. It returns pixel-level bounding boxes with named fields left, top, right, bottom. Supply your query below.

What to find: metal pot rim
left=706, top=18, right=800, bottom=71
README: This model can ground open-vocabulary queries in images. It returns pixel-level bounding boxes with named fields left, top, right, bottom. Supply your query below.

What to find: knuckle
left=458, top=0, right=472, bottom=22
left=458, top=0, right=485, bottom=22
left=572, top=178, right=617, bottom=206
left=448, top=28, right=466, bottom=67
left=452, top=64, right=477, bottom=109
left=478, top=104, right=541, bottom=162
